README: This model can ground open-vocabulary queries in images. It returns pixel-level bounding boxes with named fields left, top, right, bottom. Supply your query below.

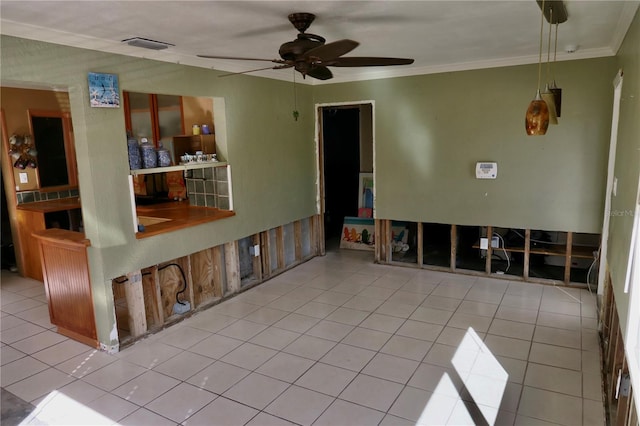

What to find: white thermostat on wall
left=475, top=162, right=498, bottom=179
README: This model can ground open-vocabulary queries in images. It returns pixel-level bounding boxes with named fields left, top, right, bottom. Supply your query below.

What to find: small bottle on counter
left=192, top=124, right=201, bottom=135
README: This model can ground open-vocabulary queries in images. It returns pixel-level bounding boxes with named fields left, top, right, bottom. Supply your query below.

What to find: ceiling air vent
left=122, top=37, right=174, bottom=50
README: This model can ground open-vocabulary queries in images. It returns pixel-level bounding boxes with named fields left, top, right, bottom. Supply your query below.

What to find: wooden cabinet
left=172, top=134, right=216, bottom=158
left=15, top=197, right=82, bottom=281
left=124, top=92, right=184, bottom=149
left=33, top=228, right=98, bottom=348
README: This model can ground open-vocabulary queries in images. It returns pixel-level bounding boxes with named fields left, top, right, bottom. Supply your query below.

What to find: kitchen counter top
left=16, top=197, right=81, bottom=213
left=135, top=200, right=235, bottom=239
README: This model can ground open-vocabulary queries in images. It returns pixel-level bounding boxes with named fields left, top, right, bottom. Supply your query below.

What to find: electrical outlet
left=491, top=236, right=500, bottom=248
left=479, top=238, right=489, bottom=250
left=250, top=244, right=260, bottom=257
left=19, top=173, right=28, bottom=184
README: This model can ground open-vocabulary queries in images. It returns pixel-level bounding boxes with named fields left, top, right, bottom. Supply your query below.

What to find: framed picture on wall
left=358, top=172, right=374, bottom=217
left=88, top=72, right=120, bottom=108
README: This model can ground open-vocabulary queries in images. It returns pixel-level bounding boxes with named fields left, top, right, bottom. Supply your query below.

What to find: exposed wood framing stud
left=417, top=222, right=424, bottom=268
left=523, top=229, right=531, bottom=279
left=374, top=219, right=382, bottom=263
left=252, top=234, right=263, bottom=282
left=142, top=266, right=163, bottom=328
left=224, top=241, right=241, bottom=294
left=317, top=214, right=325, bottom=256
left=385, top=220, right=392, bottom=263
left=564, top=232, right=573, bottom=284
left=124, top=270, right=147, bottom=337
left=294, top=221, right=303, bottom=262
left=276, top=226, right=286, bottom=270
left=485, top=226, right=493, bottom=274
left=191, top=249, right=216, bottom=308
left=211, top=245, right=224, bottom=297
left=260, top=231, right=271, bottom=279
left=450, top=225, right=457, bottom=272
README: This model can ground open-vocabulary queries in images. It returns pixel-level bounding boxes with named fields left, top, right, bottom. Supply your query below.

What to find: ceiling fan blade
left=197, top=54, right=285, bottom=64
left=329, top=57, right=415, bottom=67
left=303, top=39, right=359, bottom=61
left=218, top=64, right=293, bottom=78
left=306, top=66, right=333, bottom=80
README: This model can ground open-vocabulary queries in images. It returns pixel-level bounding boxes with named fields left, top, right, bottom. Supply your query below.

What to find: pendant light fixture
left=541, top=6, right=558, bottom=125
left=549, top=22, right=562, bottom=117
left=525, top=0, right=549, bottom=136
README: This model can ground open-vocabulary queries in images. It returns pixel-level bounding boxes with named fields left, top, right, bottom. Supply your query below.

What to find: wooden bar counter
left=16, top=197, right=82, bottom=281
left=33, top=228, right=98, bottom=348
left=135, top=200, right=235, bottom=239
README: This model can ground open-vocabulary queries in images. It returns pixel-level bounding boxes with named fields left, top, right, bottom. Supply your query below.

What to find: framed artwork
left=88, top=72, right=120, bottom=108
left=358, top=172, right=374, bottom=215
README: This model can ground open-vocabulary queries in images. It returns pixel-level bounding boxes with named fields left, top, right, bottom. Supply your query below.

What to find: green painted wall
left=1, top=30, right=626, bottom=347
left=1, top=35, right=317, bottom=347
left=313, top=58, right=617, bottom=232
left=608, top=8, right=640, bottom=333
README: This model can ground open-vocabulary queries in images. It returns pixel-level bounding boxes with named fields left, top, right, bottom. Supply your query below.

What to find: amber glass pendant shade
left=525, top=90, right=549, bottom=135
left=541, top=84, right=558, bottom=124
left=550, top=81, right=562, bottom=117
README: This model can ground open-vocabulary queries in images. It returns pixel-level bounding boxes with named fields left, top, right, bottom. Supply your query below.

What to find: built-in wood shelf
left=130, top=161, right=227, bottom=176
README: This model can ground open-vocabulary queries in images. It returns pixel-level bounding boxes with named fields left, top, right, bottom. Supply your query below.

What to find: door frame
left=315, top=100, right=375, bottom=255
left=598, top=70, right=624, bottom=295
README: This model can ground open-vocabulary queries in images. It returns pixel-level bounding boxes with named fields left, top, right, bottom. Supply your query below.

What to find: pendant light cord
left=554, top=22, right=558, bottom=63
left=293, top=69, right=299, bottom=121
left=536, top=0, right=545, bottom=91
left=552, top=22, right=559, bottom=83
left=546, top=7, right=553, bottom=84
left=293, top=69, right=297, bottom=110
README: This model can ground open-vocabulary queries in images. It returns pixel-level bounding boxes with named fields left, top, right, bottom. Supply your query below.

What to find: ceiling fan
left=198, top=12, right=415, bottom=80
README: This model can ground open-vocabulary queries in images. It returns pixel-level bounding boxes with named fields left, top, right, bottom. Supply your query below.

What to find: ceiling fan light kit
left=198, top=12, right=414, bottom=81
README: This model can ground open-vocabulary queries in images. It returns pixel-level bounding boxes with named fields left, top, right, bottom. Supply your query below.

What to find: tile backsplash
left=185, top=166, right=230, bottom=210
left=16, top=188, right=79, bottom=204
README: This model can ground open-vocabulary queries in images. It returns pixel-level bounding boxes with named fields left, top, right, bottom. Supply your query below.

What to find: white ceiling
left=1, top=1, right=638, bottom=85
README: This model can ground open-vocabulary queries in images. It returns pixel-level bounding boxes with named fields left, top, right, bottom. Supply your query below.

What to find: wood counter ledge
left=135, top=200, right=235, bottom=239
left=32, top=228, right=90, bottom=247
left=16, top=196, right=81, bottom=213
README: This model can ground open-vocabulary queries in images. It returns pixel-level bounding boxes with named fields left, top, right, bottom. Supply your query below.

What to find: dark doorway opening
left=322, top=107, right=361, bottom=249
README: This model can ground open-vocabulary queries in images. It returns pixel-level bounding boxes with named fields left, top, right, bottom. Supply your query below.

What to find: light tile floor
left=1, top=249, right=605, bottom=425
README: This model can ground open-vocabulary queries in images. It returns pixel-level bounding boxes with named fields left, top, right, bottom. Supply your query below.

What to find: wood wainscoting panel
left=35, top=229, right=97, bottom=347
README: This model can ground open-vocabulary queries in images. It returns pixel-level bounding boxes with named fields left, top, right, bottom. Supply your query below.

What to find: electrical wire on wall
left=586, top=246, right=600, bottom=295
left=493, top=232, right=511, bottom=273
left=158, top=263, right=188, bottom=306
left=112, top=263, right=188, bottom=307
